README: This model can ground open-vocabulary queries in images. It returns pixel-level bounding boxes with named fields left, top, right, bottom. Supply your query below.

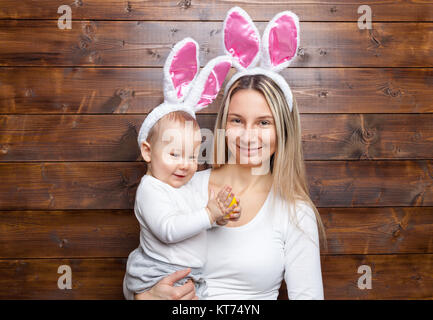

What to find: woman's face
left=225, top=89, right=277, bottom=169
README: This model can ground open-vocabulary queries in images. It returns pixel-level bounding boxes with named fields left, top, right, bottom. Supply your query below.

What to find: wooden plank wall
left=0, top=0, right=432, bottom=300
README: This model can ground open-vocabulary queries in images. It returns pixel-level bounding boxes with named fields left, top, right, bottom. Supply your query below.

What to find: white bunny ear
left=184, top=56, right=232, bottom=112
left=223, top=6, right=261, bottom=70
left=261, top=11, right=300, bottom=72
left=163, top=37, right=200, bottom=104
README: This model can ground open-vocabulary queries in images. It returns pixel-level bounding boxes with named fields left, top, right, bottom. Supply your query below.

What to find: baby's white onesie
left=123, top=174, right=214, bottom=300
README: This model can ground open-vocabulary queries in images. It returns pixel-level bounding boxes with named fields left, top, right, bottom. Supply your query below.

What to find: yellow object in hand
left=224, top=193, right=237, bottom=219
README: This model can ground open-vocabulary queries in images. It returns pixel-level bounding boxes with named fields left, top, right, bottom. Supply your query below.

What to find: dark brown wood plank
left=1, top=254, right=431, bottom=299
left=1, top=21, right=432, bottom=67
left=1, top=67, right=432, bottom=114
left=306, top=160, right=433, bottom=207
left=0, top=162, right=146, bottom=210
left=0, top=161, right=432, bottom=209
left=1, top=207, right=432, bottom=259
left=321, top=254, right=433, bottom=300
left=320, top=207, right=433, bottom=255
left=0, top=210, right=139, bottom=258
left=1, top=114, right=433, bottom=161
left=1, top=0, right=432, bottom=21
left=0, top=114, right=217, bottom=161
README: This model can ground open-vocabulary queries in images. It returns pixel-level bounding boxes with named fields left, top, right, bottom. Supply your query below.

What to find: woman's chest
left=204, top=224, right=285, bottom=290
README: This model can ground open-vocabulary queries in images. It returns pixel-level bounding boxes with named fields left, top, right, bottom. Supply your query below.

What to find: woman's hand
left=134, top=268, right=198, bottom=300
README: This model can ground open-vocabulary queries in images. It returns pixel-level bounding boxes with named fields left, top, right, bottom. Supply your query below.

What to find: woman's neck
left=216, top=163, right=273, bottom=195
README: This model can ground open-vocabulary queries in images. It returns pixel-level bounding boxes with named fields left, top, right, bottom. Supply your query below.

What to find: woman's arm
left=283, top=202, right=324, bottom=299
left=134, top=268, right=198, bottom=300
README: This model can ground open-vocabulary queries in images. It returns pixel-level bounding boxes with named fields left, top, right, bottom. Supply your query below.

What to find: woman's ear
left=140, top=141, right=152, bottom=162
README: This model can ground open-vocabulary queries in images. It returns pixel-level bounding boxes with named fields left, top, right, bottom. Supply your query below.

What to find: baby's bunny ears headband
left=137, top=37, right=232, bottom=146
left=222, top=6, right=300, bottom=113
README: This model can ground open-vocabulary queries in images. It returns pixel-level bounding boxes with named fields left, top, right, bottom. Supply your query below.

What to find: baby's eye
left=170, top=152, right=180, bottom=158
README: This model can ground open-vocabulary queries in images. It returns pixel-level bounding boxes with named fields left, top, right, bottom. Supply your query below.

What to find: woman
left=132, top=73, right=327, bottom=300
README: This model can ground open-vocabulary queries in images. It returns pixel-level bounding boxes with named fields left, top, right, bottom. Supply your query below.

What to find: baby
left=123, top=110, right=241, bottom=300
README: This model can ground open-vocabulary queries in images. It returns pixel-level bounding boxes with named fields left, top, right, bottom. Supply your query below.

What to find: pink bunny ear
left=261, top=11, right=300, bottom=72
left=184, top=56, right=232, bottom=112
left=223, top=7, right=260, bottom=70
left=163, top=38, right=199, bottom=103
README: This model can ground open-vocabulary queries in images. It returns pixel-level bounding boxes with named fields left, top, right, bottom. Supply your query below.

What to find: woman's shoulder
left=269, top=196, right=317, bottom=235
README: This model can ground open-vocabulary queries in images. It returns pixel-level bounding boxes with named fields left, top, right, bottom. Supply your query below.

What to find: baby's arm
left=136, top=183, right=234, bottom=244
left=136, top=188, right=209, bottom=244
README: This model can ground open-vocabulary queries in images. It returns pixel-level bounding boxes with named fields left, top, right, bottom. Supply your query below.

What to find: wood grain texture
left=1, top=0, right=432, bottom=21
left=1, top=21, right=432, bottom=67
left=0, top=114, right=217, bottom=161
left=0, top=254, right=431, bottom=299
left=1, top=68, right=432, bottom=114
left=1, top=0, right=432, bottom=300
left=0, top=162, right=432, bottom=209
left=1, top=114, right=433, bottom=161
left=1, top=207, right=432, bottom=259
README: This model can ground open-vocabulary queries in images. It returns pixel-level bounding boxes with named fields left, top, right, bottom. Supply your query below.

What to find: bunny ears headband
left=137, top=38, right=232, bottom=146
left=222, top=7, right=300, bottom=112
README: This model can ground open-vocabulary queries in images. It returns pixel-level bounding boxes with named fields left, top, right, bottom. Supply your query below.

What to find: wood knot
left=83, top=22, right=96, bottom=36
left=58, top=239, right=69, bottom=248
left=147, top=49, right=161, bottom=59
left=330, top=6, right=337, bottom=13
left=0, top=144, right=9, bottom=154
left=411, top=274, right=421, bottom=281
left=297, top=47, right=305, bottom=56
left=392, top=224, right=402, bottom=238
left=382, top=86, right=401, bottom=98
left=318, top=91, right=328, bottom=98
left=125, top=1, right=132, bottom=13
left=411, top=132, right=422, bottom=142
left=178, top=0, right=191, bottom=9
left=79, top=37, right=90, bottom=49
left=319, top=48, right=327, bottom=56
left=24, top=88, right=35, bottom=97
left=116, top=88, right=134, bottom=100
left=360, top=127, right=377, bottom=144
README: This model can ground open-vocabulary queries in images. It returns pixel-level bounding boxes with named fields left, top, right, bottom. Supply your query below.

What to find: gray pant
left=123, top=246, right=208, bottom=300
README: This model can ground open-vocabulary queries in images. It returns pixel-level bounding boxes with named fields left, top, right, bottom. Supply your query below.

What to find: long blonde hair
left=212, top=74, right=328, bottom=252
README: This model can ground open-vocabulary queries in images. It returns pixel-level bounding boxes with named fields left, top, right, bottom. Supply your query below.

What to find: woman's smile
left=237, top=144, right=262, bottom=155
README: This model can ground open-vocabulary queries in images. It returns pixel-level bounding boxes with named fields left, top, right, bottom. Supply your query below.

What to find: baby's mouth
left=173, top=173, right=186, bottom=178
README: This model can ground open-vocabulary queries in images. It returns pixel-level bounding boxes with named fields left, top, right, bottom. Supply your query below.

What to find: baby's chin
left=166, top=173, right=195, bottom=188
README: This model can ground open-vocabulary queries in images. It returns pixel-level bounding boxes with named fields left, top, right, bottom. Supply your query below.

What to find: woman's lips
left=237, top=145, right=262, bottom=155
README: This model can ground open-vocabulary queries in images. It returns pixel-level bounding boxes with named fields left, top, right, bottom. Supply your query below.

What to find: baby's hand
left=206, top=185, right=238, bottom=224
left=216, top=197, right=241, bottom=226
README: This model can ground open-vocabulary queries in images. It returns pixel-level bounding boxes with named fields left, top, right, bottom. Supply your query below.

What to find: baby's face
left=146, top=120, right=202, bottom=188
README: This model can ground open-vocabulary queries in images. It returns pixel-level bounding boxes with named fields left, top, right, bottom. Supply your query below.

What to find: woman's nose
left=239, top=128, right=260, bottom=147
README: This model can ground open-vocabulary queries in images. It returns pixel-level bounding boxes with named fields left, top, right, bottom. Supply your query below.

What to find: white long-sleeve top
left=134, top=174, right=213, bottom=268
left=189, top=168, right=324, bottom=300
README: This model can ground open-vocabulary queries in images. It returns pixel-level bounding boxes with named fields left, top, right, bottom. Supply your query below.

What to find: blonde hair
left=212, top=74, right=328, bottom=252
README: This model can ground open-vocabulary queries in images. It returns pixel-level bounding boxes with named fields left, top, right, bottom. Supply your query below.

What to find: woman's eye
left=231, top=118, right=241, bottom=123
left=260, top=120, right=270, bottom=126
